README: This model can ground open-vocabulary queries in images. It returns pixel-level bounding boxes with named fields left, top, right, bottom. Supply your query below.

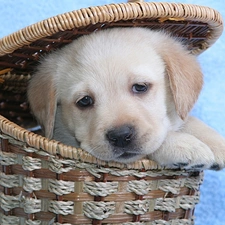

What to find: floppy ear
left=27, top=63, right=57, bottom=139
left=160, top=42, right=203, bottom=120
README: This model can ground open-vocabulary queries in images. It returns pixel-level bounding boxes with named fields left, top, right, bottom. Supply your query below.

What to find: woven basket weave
left=0, top=1, right=223, bottom=224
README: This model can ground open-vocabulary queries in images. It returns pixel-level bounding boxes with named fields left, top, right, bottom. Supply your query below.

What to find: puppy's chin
left=80, top=142, right=147, bottom=163
left=113, top=152, right=145, bottom=163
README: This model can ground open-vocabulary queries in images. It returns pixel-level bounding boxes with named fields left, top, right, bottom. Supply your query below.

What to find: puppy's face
left=56, top=31, right=172, bottom=162
left=28, top=28, right=202, bottom=163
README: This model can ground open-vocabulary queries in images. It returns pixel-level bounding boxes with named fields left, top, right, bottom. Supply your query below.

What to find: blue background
left=0, top=1, right=224, bottom=224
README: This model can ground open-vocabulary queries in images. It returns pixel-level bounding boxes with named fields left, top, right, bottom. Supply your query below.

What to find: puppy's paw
left=209, top=144, right=225, bottom=170
left=201, top=136, right=225, bottom=170
left=181, top=116, right=225, bottom=170
left=148, top=132, right=215, bottom=170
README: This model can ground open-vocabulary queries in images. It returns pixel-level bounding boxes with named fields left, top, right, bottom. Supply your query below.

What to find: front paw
left=180, top=116, right=225, bottom=170
left=148, top=132, right=215, bottom=170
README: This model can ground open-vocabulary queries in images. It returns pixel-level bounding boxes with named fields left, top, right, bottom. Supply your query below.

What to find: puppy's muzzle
left=106, top=125, right=134, bottom=148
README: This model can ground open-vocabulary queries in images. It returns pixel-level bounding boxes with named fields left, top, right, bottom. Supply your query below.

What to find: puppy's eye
left=132, top=83, right=149, bottom=93
left=76, top=96, right=94, bottom=108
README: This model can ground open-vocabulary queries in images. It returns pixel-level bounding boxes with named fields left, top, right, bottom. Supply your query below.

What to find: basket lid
left=0, top=1, right=223, bottom=76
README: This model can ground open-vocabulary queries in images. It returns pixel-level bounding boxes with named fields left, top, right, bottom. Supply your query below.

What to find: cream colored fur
left=27, top=27, right=225, bottom=169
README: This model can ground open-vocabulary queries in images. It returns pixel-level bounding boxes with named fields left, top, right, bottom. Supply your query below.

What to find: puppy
left=28, top=27, right=225, bottom=169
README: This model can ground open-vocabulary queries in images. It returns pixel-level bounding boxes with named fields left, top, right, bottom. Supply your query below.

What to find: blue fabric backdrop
left=0, top=1, right=224, bottom=224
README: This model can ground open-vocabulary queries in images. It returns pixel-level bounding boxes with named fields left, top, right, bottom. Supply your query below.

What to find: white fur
left=28, top=28, right=225, bottom=169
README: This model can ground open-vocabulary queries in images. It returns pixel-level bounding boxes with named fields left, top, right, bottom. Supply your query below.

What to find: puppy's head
left=28, top=28, right=203, bottom=163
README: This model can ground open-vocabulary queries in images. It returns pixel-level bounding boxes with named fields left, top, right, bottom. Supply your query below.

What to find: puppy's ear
left=27, top=63, right=57, bottom=139
left=161, top=42, right=203, bottom=120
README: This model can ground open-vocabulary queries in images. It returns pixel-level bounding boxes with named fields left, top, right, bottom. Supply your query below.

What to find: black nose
left=106, top=125, right=134, bottom=148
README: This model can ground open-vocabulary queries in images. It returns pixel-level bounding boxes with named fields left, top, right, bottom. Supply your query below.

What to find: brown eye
left=76, top=96, right=94, bottom=108
left=132, top=83, right=149, bottom=93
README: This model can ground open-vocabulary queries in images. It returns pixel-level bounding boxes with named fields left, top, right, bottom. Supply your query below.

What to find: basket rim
left=0, top=114, right=162, bottom=169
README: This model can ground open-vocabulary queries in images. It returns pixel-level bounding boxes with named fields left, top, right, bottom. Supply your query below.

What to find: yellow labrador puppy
left=28, top=27, right=225, bottom=169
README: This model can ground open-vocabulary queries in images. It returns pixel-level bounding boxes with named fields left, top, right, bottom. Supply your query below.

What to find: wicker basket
left=0, top=1, right=223, bottom=224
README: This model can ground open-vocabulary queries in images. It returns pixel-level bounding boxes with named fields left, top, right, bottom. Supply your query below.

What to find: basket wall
left=0, top=130, right=202, bottom=225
